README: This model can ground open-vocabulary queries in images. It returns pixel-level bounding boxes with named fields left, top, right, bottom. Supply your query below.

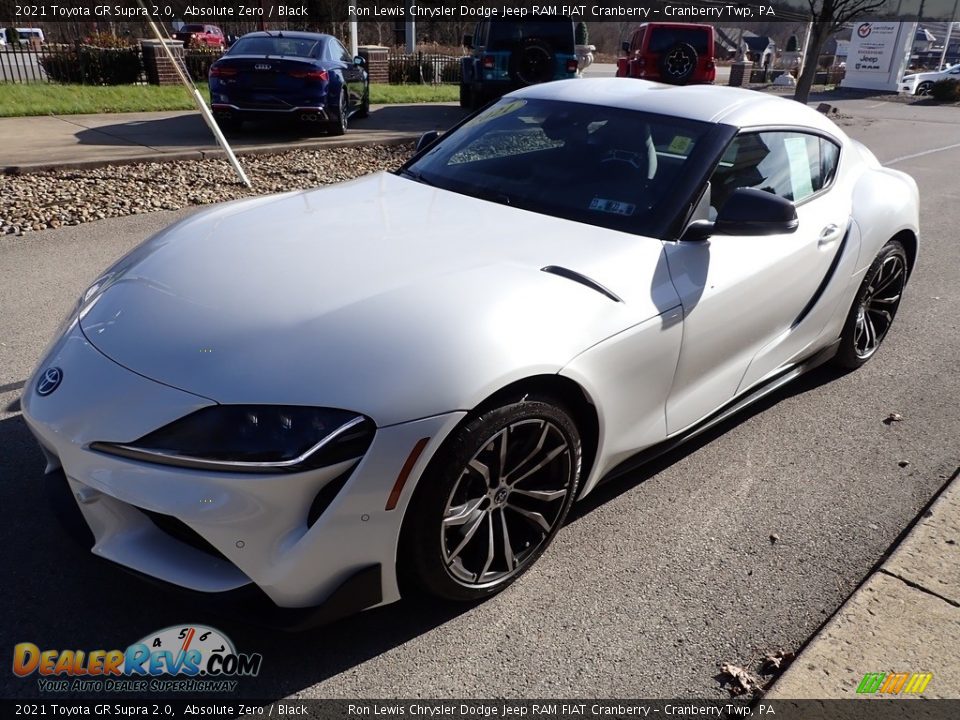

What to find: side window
left=709, top=131, right=838, bottom=214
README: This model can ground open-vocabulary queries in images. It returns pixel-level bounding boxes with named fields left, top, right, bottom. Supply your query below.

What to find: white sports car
left=23, top=79, right=919, bottom=626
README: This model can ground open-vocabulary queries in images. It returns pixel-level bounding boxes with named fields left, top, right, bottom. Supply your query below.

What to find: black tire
left=214, top=117, right=242, bottom=133
left=916, top=81, right=933, bottom=96
left=509, top=39, right=555, bottom=86
left=469, top=85, right=486, bottom=111
left=833, top=239, right=909, bottom=370
left=328, top=89, right=348, bottom=136
left=659, top=42, right=698, bottom=85
left=399, top=396, right=582, bottom=602
left=355, top=84, right=370, bottom=119
left=459, top=82, right=472, bottom=109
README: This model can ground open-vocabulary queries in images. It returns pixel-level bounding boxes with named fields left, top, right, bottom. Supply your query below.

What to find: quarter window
left=709, top=131, right=840, bottom=213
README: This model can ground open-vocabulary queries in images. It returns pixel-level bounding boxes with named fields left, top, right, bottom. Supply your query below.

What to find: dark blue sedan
left=208, top=31, right=369, bottom=135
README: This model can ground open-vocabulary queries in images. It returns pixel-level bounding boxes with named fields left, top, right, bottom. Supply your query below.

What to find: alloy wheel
left=440, top=419, right=573, bottom=587
left=854, top=253, right=906, bottom=359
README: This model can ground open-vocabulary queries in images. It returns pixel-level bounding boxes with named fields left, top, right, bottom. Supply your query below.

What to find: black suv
left=459, top=19, right=579, bottom=109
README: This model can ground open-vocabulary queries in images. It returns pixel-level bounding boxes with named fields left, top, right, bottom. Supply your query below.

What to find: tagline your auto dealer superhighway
left=346, top=705, right=770, bottom=717
left=347, top=4, right=773, bottom=18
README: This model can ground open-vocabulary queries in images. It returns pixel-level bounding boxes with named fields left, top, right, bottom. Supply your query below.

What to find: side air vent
left=541, top=266, right=622, bottom=303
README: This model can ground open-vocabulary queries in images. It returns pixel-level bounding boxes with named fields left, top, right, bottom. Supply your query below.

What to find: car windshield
left=229, top=36, right=323, bottom=58
left=648, top=27, right=711, bottom=54
left=487, top=20, right=575, bottom=53
left=403, top=98, right=715, bottom=236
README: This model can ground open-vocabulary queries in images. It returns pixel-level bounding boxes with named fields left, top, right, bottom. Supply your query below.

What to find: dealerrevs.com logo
left=13, top=625, right=263, bottom=693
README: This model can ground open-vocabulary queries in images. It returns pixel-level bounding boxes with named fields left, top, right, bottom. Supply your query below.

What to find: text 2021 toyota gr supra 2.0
left=23, top=79, right=919, bottom=626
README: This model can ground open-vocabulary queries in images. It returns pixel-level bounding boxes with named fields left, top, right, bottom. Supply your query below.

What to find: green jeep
left=460, top=19, right=579, bottom=110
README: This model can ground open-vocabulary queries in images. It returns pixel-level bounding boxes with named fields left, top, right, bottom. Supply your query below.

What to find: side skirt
left=599, top=339, right=841, bottom=484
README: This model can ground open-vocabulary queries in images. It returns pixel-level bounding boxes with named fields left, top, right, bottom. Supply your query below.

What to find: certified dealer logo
left=36, top=367, right=63, bottom=396
left=13, top=624, right=263, bottom=693
left=858, top=23, right=873, bottom=38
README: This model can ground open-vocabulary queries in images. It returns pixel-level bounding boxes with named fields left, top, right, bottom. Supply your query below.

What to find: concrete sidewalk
left=768, top=469, right=960, bottom=699
left=0, top=102, right=465, bottom=173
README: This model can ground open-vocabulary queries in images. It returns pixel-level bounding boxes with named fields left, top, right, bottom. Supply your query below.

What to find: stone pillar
left=358, top=45, right=389, bottom=84
left=140, top=39, right=185, bottom=86
left=728, top=60, right=753, bottom=87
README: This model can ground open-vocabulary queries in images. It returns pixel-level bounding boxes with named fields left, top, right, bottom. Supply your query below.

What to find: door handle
left=818, top=223, right=843, bottom=246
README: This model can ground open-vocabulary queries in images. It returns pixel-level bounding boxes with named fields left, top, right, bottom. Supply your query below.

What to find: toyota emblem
left=36, top=367, right=63, bottom=396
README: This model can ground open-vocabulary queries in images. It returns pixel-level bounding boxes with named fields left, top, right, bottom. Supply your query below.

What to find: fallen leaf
left=719, top=662, right=764, bottom=697
left=761, top=650, right=796, bottom=674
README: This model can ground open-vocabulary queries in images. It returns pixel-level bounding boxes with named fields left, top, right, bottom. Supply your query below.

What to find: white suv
left=900, top=63, right=960, bottom=95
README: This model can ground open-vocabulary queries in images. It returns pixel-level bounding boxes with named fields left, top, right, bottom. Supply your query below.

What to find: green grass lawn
left=0, top=82, right=458, bottom=117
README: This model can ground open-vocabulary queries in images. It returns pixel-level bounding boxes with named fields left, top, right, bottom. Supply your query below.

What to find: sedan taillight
left=209, top=66, right=237, bottom=79
left=288, top=69, right=329, bottom=81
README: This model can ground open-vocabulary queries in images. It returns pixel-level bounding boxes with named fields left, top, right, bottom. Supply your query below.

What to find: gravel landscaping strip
left=0, top=143, right=415, bottom=236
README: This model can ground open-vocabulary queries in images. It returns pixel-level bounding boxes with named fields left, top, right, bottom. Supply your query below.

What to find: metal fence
left=0, top=42, right=224, bottom=85
left=388, top=52, right=461, bottom=85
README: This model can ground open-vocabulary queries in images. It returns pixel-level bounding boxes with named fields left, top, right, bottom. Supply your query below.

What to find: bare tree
left=795, top=0, right=889, bottom=103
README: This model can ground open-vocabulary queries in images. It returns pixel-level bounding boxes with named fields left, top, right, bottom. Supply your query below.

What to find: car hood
left=79, top=173, right=677, bottom=425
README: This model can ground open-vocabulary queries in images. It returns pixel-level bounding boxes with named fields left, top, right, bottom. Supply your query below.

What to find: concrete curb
left=3, top=133, right=420, bottom=175
left=767, top=467, right=960, bottom=699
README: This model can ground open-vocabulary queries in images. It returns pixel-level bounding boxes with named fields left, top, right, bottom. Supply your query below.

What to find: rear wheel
left=833, top=239, right=908, bottom=369
left=355, top=84, right=370, bottom=119
left=399, top=397, right=582, bottom=601
left=328, top=89, right=348, bottom=136
left=459, top=82, right=472, bottom=109
left=214, top=116, right=242, bottom=133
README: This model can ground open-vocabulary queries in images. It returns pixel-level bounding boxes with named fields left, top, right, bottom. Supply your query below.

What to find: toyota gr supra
left=23, top=79, right=919, bottom=625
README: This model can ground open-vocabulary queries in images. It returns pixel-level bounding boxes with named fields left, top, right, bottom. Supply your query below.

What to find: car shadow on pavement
left=71, top=105, right=466, bottom=150
left=0, top=363, right=845, bottom=700
left=569, top=364, right=849, bottom=523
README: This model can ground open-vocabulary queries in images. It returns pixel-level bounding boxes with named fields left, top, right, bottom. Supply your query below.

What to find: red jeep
left=616, top=22, right=716, bottom=85
left=173, top=24, right=225, bottom=49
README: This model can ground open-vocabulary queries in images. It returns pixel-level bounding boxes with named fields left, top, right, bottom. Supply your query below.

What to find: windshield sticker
left=668, top=135, right=694, bottom=154
left=589, top=198, right=636, bottom=216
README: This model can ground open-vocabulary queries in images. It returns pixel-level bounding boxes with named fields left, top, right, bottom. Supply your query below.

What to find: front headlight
left=91, top=406, right=374, bottom=473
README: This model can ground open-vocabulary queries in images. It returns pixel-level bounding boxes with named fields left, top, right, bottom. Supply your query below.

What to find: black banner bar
left=0, top=0, right=957, bottom=24
left=2, top=699, right=960, bottom=720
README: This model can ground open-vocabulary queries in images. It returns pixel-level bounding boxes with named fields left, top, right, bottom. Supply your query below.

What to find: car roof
left=239, top=31, right=332, bottom=41
left=510, top=78, right=845, bottom=136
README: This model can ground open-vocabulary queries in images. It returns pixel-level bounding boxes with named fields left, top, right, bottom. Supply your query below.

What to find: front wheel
left=833, top=239, right=909, bottom=369
left=916, top=81, right=933, bottom=96
left=399, top=397, right=582, bottom=602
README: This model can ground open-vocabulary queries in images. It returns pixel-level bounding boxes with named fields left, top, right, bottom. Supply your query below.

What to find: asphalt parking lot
left=0, top=97, right=958, bottom=700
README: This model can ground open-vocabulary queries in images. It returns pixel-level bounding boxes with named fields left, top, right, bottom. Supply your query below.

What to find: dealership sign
left=842, top=22, right=915, bottom=92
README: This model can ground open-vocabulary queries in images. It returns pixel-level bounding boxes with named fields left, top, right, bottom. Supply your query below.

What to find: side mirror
left=621, top=41, right=630, bottom=53
left=681, top=188, right=798, bottom=241
left=416, top=130, right=440, bottom=153
left=353, top=55, right=365, bottom=66
left=462, top=34, right=473, bottom=49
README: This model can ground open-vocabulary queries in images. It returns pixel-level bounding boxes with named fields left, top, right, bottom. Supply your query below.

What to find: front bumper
left=22, top=323, right=464, bottom=618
